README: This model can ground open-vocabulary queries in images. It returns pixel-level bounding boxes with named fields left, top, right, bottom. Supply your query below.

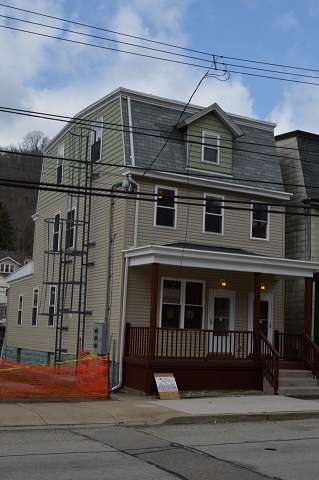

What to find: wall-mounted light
left=219, top=279, right=227, bottom=287
left=261, top=283, right=266, bottom=291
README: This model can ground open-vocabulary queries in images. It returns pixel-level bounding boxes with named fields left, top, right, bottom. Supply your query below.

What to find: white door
left=248, top=293, right=273, bottom=343
left=208, top=290, right=235, bottom=353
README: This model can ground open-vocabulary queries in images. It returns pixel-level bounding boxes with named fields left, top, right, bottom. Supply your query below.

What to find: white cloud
left=0, top=0, right=255, bottom=147
left=269, top=84, right=319, bottom=135
left=274, top=11, right=300, bottom=32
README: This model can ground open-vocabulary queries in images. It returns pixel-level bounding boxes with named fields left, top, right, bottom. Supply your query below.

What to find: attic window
left=91, top=118, right=103, bottom=162
left=202, top=131, right=220, bottom=164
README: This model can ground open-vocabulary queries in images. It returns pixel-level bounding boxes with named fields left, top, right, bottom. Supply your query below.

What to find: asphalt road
left=1, top=418, right=319, bottom=479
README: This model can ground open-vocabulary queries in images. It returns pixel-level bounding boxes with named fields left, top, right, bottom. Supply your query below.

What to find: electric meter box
left=93, top=322, right=108, bottom=355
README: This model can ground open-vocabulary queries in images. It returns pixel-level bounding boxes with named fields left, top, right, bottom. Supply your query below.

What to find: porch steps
left=279, top=370, right=319, bottom=397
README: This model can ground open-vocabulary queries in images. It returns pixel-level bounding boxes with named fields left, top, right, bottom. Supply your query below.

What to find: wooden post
left=304, top=277, right=313, bottom=337
left=149, top=263, right=159, bottom=360
left=253, top=272, right=261, bottom=361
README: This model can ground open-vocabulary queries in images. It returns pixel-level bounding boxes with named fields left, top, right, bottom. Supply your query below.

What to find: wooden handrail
left=303, top=332, right=319, bottom=379
left=260, top=332, right=279, bottom=395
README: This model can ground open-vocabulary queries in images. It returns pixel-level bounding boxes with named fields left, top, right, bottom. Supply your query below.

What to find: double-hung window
left=57, top=144, right=64, bottom=185
left=155, top=186, right=176, bottom=228
left=251, top=202, right=269, bottom=240
left=65, top=208, right=76, bottom=249
left=48, top=286, right=56, bottom=327
left=204, top=194, right=223, bottom=234
left=32, top=288, right=39, bottom=326
left=161, top=279, right=204, bottom=329
left=17, top=294, right=23, bottom=326
left=202, top=131, right=220, bottom=164
left=52, top=212, right=61, bottom=252
left=91, top=118, right=103, bottom=162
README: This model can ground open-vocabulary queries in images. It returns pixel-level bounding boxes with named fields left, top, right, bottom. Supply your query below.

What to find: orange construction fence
left=0, top=351, right=110, bottom=400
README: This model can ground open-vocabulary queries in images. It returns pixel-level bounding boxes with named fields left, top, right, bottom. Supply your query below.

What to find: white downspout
left=112, top=257, right=128, bottom=391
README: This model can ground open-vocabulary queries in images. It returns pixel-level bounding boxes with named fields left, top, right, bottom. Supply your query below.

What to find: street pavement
left=1, top=391, right=319, bottom=428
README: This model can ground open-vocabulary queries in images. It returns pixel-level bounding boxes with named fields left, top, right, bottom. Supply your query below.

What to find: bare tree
left=20, top=131, right=50, bottom=153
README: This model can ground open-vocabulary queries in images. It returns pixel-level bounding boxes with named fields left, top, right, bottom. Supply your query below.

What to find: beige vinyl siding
left=187, top=113, right=233, bottom=175
left=135, top=179, right=285, bottom=258
left=125, top=265, right=283, bottom=334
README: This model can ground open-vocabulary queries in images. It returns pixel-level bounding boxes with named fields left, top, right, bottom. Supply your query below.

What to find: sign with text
left=154, top=373, right=180, bottom=400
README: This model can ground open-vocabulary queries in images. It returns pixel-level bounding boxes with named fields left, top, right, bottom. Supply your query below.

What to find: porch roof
left=123, top=242, right=319, bottom=278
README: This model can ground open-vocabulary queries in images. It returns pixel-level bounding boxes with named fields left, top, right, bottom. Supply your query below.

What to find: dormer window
left=57, top=144, right=64, bottom=185
left=91, top=118, right=103, bottom=162
left=202, top=131, right=220, bottom=164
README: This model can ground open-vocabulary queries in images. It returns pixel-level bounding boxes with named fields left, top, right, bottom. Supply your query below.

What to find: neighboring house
left=0, top=274, right=8, bottom=323
left=4, top=88, right=319, bottom=395
left=276, top=130, right=319, bottom=342
left=0, top=253, right=21, bottom=278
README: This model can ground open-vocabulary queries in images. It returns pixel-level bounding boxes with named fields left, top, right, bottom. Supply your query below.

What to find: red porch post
left=304, top=277, right=313, bottom=337
left=253, top=272, right=261, bottom=360
left=149, top=263, right=159, bottom=360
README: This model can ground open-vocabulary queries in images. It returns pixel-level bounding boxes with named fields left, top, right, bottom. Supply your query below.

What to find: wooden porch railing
left=260, top=332, right=279, bottom=395
left=274, top=330, right=303, bottom=361
left=125, top=324, right=254, bottom=360
left=303, top=333, right=319, bottom=379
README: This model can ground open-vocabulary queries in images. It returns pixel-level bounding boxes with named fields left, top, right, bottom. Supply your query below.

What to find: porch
left=121, top=244, right=319, bottom=395
left=123, top=326, right=319, bottom=396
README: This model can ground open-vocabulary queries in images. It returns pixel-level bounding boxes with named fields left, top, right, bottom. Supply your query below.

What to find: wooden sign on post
left=154, top=373, right=180, bottom=400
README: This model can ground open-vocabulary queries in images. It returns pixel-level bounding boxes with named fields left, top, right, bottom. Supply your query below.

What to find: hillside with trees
left=0, top=131, right=49, bottom=257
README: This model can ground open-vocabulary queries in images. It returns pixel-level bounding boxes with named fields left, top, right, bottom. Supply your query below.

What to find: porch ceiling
left=123, top=243, right=319, bottom=278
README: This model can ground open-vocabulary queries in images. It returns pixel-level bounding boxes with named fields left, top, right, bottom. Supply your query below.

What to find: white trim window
left=17, top=294, right=23, bottom=326
left=251, top=202, right=269, bottom=240
left=32, top=288, right=39, bottom=327
left=160, top=278, right=204, bottom=329
left=48, top=286, right=56, bottom=327
left=91, top=118, right=103, bottom=162
left=65, top=207, right=76, bottom=249
left=202, top=131, right=220, bottom=164
left=155, top=186, right=177, bottom=229
left=52, top=212, right=61, bottom=252
left=203, top=194, right=224, bottom=234
left=57, top=144, right=64, bottom=185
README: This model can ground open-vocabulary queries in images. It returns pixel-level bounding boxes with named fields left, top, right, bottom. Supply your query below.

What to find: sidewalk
left=1, top=392, right=319, bottom=428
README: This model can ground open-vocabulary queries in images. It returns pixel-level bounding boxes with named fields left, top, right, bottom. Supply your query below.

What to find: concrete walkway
left=1, top=392, right=319, bottom=428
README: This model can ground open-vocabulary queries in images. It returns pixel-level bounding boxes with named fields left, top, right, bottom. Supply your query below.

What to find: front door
left=208, top=290, right=235, bottom=353
left=248, top=293, right=273, bottom=343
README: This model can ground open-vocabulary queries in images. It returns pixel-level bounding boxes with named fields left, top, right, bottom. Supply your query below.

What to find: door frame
left=248, top=292, right=273, bottom=343
left=208, top=289, right=235, bottom=353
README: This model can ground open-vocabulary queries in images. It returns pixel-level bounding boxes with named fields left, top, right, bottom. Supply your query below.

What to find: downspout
left=104, top=180, right=124, bottom=350
left=112, top=174, right=139, bottom=391
left=112, top=257, right=129, bottom=391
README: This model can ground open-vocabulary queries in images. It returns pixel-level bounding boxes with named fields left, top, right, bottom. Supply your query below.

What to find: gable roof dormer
left=177, top=103, right=244, bottom=138
left=177, top=102, right=244, bottom=176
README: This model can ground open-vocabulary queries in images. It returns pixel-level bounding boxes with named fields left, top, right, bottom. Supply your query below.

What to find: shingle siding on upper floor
left=297, top=135, right=319, bottom=199
left=121, top=96, right=284, bottom=192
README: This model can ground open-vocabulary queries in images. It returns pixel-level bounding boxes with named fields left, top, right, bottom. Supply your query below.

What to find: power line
left=2, top=2, right=319, bottom=77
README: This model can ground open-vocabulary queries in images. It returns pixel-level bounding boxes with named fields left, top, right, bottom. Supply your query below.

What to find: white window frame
left=5, top=264, right=9, bottom=273
left=48, top=285, right=56, bottom=327
left=203, top=193, right=224, bottom=235
left=10, top=264, right=14, bottom=273
left=32, top=288, right=39, bottom=327
left=65, top=207, right=76, bottom=249
left=154, top=185, right=177, bottom=230
left=17, top=294, right=23, bottom=326
left=159, top=278, right=205, bottom=329
left=52, top=211, right=61, bottom=252
left=57, top=143, right=64, bottom=185
left=91, top=117, right=103, bottom=162
left=250, top=201, right=269, bottom=241
left=201, top=130, right=220, bottom=165
left=0, top=264, right=4, bottom=272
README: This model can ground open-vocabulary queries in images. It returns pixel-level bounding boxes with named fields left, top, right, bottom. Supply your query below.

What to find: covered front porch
left=122, top=244, right=319, bottom=395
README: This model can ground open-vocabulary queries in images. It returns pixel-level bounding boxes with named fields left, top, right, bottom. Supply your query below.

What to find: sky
left=1, top=0, right=319, bottom=147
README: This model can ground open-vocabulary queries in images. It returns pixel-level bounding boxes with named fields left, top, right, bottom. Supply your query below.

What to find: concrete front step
left=278, top=369, right=319, bottom=397
left=279, top=369, right=313, bottom=379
